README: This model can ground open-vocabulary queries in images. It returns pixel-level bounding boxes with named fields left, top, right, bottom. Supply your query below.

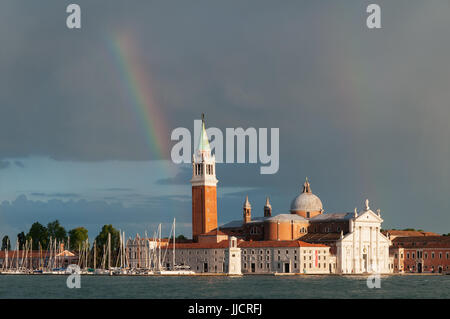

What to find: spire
left=197, top=113, right=211, bottom=153
left=243, top=195, right=251, bottom=208
left=302, top=177, right=311, bottom=193
left=354, top=207, right=358, bottom=217
left=264, top=196, right=271, bottom=208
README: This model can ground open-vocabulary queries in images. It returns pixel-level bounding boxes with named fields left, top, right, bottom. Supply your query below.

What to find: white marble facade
left=336, top=200, right=392, bottom=274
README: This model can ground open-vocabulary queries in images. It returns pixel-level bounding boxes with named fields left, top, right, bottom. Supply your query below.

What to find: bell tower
left=191, top=114, right=218, bottom=242
left=243, top=195, right=251, bottom=223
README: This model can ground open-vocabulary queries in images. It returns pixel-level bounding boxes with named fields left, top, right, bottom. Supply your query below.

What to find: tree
left=94, top=225, right=120, bottom=267
left=27, top=222, right=48, bottom=250
left=1, top=236, right=11, bottom=250
left=17, top=232, right=26, bottom=250
left=47, top=220, right=67, bottom=244
left=68, top=227, right=89, bottom=251
left=176, top=234, right=189, bottom=242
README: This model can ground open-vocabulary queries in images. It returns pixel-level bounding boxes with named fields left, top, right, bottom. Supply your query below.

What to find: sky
left=1, top=1, right=450, bottom=242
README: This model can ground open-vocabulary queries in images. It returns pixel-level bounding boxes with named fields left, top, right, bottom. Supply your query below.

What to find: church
left=186, top=116, right=393, bottom=274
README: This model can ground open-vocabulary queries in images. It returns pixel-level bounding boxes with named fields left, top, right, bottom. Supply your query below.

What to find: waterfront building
left=160, top=237, right=333, bottom=275
left=390, top=235, right=450, bottom=274
left=179, top=115, right=395, bottom=274
left=0, top=249, right=77, bottom=270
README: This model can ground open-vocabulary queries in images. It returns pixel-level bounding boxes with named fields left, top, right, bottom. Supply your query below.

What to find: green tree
left=47, top=220, right=67, bottom=243
left=1, top=235, right=11, bottom=250
left=27, top=222, right=48, bottom=250
left=176, top=234, right=188, bottom=242
left=68, top=227, right=89, bottom=251
left=94, top=225, right=120, bottom=267
left=17, top=232, right=26, bottom=250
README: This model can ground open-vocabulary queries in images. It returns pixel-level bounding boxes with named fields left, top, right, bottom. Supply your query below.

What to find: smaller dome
left=290, top=178, right=323, bottom=213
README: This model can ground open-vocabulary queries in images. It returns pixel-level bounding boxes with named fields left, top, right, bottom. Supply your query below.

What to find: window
left=439, top=253, right=442, bottom=259
left=432, top=252, right=435, bottom=259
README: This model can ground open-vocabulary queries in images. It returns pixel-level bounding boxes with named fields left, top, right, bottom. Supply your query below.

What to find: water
left=0, top=275, right=449, bottom=298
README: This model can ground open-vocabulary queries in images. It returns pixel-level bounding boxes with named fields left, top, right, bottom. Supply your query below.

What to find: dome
left=290, top=178, right=323, bottom=214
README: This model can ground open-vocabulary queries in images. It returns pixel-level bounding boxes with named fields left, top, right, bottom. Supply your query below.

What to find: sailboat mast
left=107, top=232, right=111, bottom=270
left=158, top=224, right=161, bottom=271
left=173, top=218, right=176, bottom=270
left=93, top=240, right=96, bottom=270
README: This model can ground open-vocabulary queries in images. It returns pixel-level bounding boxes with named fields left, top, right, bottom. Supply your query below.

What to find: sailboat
left=156, top=218, right=195, bottom=275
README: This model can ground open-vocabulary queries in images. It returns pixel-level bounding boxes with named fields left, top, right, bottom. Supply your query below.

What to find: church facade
left=188, top=116, right=393, bottom=274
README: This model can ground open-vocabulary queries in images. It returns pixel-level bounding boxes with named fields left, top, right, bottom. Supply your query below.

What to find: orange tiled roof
left=238, top=240, right=328, bottom=248
left=0, top=250, right=78, bottom=258
left=392, top=236, right=450, bottom=248
left=383, top=230, right=440, bottom=237
left=166, top=240, right=230, bottom=249
left=165, top=239, right=329, bottom=250
left=199, top=229, right=229, bottom=236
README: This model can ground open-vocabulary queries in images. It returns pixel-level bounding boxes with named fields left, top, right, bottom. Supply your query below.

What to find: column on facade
left=359, top=226, right=362, bottom=273
left=376, top=227, right=379, bottom=272
left=352, top=220, right=356, bottom=273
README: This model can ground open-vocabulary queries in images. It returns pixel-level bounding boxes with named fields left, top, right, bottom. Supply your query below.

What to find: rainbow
left=108, top=32, right=169, bottom=160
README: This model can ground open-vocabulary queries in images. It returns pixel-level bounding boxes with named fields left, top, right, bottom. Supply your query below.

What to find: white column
left=376, top=227, right=379, bottom=271
left=359, top=226, right=362, bottom=273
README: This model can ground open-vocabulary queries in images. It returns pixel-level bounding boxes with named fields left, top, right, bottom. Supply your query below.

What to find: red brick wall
left=403, top=248, right=450, bottom=273
left=192, top=185, right=217, bottom=241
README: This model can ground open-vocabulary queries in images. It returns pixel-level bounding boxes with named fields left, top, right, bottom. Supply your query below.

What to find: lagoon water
left=0, top=274, right=449, bottom=299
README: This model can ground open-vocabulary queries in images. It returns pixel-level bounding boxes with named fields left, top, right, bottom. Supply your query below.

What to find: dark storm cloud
left=0, top=160, right=10, bottom=169
left=31, top=192, right=81, bottom=199
left=0, top=1, right=450, bottom=233
left=14, top=161, right=25, bottom=168
left=0, top=194, right=193, bottom=238
left=156, top=165, right=191, bottom=185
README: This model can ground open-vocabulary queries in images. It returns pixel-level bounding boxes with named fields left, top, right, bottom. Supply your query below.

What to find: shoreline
left=0, top=272, right=447, bottom=277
